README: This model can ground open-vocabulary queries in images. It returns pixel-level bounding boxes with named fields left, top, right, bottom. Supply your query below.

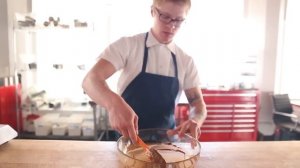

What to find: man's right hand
left=107, top=95, right=138, bottom=143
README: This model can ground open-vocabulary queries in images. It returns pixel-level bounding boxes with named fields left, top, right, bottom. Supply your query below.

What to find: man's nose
left=167, top=21, right=177, bottom=30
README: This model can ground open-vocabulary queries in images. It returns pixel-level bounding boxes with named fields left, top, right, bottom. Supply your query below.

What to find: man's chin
left=161, top=37, right=173, bottom=44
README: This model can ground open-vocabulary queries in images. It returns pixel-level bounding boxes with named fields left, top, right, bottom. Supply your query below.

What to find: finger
left=168, top=124, right=182, bottom=136
left=174, top=125, right=181, bottom=132
left=173, top=123, right=184, bottom=133
left=134, top=115, right=139, bottom=135
left=167, top=129, right=177, bottom=136
left=128, top=123, right=137, bottom=144
left=120, top=128, right=129, bottom=138
left=190, top=125, right=198, bottom=139
left=198, top=128, right=202, bottom=138
left=178, top=123, right=189, bottom=137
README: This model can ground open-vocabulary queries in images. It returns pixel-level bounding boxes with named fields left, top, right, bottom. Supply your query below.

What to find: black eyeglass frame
left=154, top=7, right=186, bottom=27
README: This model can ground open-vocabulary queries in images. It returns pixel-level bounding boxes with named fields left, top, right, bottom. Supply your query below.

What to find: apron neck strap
left=142, top=32, right=149, bottom=72
left=171, top=52, right=178, bottom=77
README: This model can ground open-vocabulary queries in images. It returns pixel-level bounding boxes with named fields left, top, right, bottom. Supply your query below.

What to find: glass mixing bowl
left=117, top=128, right=201, bottom=168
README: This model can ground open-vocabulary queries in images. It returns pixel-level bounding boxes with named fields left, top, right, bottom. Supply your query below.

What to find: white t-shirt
left=100, top=31, right=200, bottom=103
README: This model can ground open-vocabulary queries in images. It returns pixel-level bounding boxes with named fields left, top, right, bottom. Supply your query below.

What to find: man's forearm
left=189, top=102, right=207, bottom=126
left=82, top=71, right=118, bottom=110
left=185, top=87, right=207, bottom=126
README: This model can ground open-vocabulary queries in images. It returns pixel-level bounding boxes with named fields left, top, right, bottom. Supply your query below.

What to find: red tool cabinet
left=175, top=89, right=260, bottom=141
left=0, top=85, right=22, bottom=131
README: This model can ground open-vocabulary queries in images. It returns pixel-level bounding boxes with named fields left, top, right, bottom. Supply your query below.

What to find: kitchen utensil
left=136, top=135, right=153, bottom=159
left=136, top=135, right=166, bottom=163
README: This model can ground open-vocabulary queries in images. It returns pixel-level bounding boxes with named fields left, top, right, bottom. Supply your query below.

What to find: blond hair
left=153, top=0, right=191, bottom=10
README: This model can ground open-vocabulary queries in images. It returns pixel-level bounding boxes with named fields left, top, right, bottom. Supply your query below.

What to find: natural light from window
left=278, top=0, right=300, bottom=99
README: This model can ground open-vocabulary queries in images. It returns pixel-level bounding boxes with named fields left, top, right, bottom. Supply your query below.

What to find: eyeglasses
left=154, top=7, right=185, bottom=27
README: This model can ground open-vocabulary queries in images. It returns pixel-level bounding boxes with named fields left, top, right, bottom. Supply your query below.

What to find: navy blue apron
left=121, top=32, right=179, bottom=129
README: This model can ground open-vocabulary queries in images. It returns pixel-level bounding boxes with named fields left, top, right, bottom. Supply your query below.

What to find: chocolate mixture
left=149, top=143, right=186, bottom=166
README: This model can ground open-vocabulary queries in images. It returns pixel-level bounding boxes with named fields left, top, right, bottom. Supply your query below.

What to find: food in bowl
left=117, top=129, right=201, bottom=168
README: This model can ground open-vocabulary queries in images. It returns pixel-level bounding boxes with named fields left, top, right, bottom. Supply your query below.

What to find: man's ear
left=151, top=6, right=154, bottom=16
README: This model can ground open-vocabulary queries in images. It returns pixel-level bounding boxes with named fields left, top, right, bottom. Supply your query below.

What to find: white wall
left=0, top=0, right=30, bottom=78
left=0, top=0, right=10, bottom=78
left=250, top=0, right=283, bottom=135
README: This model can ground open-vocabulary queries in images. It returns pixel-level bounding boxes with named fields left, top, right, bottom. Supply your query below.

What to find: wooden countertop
left=291, top=100, right=300, bottom=106
left=1, top=140, right=300, bottom=168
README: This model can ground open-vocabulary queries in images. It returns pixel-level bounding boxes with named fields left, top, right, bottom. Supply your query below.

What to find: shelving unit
left=19, top=103, right=104, bottom=141
left=12, top=13, right=106, bottom=141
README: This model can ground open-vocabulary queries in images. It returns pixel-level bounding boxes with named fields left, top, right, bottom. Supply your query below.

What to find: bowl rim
left=117, top=128, right=201, bottom=164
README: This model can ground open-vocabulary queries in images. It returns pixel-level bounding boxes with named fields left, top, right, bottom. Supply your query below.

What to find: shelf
left=14, top=13, right=93, bottom=33
left=35, top=104, right=93, bottom=115
left=14, top=24, right=93, bottom=33
left=20, top=131, right=105, bottom=141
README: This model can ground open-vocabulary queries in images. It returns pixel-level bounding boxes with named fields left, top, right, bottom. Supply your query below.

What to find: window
left=276, top=0, right=300, bottom=99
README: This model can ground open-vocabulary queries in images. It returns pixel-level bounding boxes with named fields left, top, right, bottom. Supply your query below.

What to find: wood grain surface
left=1, top=140, right=300, bottom=168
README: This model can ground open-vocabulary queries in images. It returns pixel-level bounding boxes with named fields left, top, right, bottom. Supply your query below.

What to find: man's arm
left=82, top=59, right=117, bottom=108
left=82, top=59, right=138, bottom=142
left=170, top=86, right=207, bottom=139
left=184, top=86, right=207, bottom=126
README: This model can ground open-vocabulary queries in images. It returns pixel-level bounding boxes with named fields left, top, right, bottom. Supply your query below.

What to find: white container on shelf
left=52, top=116, right=69, bottom=136
left=67, top=114, right=83, bottom=136
left=82, top=120, right=94, bottom=136
left=52, top=124, right=67, bottom=136
left=34, top=113, right=60, bottom=136
left=34, top=118, right=52, bottom=136
left=68, top=124, right=81, bottom=136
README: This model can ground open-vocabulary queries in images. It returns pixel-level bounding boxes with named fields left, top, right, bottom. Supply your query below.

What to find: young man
left=82, top=0, right=207, bottom=142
